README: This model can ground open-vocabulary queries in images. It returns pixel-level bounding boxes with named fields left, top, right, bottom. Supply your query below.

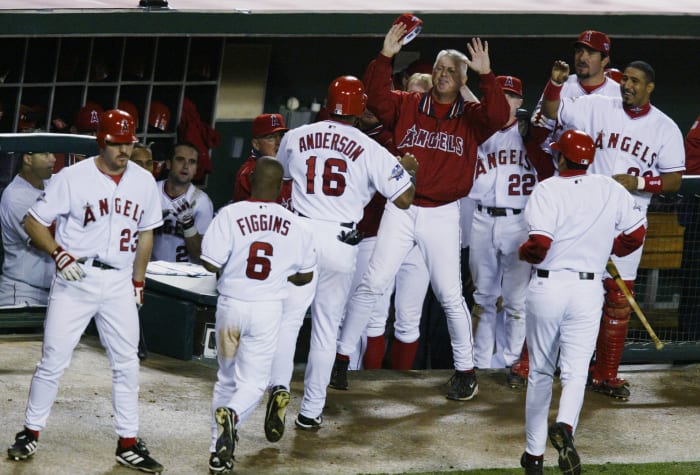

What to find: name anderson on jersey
left=82, top=197, right=144, bottom=226
left=396, top=125, right=464, bottom=155
left=237, top=213, right=291, bottom=236
left=298, top=132, right=365, bottom=161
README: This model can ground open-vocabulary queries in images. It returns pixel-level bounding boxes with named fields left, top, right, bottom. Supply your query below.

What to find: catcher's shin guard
left=363, top=335, right=386, bottom=369
left=591, top=278, right=633, bottom=398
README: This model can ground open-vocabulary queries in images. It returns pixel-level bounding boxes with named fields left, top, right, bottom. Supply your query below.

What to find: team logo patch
left=120, top=119, right=130, bottom=133
left=389, top=163, right=405, bottom=181
left=90, top=110, right=100, bottom=125
left=270, top=115, right=280, bottom=127
left=504, top=76, right=515, bottom=88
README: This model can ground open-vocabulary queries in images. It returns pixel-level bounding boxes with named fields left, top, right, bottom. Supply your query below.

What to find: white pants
left=298, top=219, right=359, bottom=419
left=338, top=201, right=474, bottom=371
left=210, top=296, right=283, bottom=451
left=524, top=270, right=603, bottom=456
left=470, top=209, right=530, bottom=368
left=0, top=274, right=49, bottom=306
left=25, top=266, right=140, bottom=438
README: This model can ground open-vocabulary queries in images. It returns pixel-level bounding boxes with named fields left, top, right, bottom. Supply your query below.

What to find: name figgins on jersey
left=298, top=132, right=365, bottom=161
left=397, top=125, right=464, bottom=155
left=474, top=149, right=532, bottom=178
left=237, top=213, right=291, bottom=236
left=593, top=132, right=656, bottom=167
left=83, top=197, right=144, bottom=226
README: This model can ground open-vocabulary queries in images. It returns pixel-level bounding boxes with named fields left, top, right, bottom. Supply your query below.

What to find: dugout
left=0, top=1, right=698, bottom=361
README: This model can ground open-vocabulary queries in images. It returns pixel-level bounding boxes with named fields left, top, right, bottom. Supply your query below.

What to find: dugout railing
left=622, top=176, right=700, bottom=363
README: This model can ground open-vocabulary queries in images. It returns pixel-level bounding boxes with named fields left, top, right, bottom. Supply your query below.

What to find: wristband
left=638, top=176, right=663, bottom=193
left=132, top=279, right=145, bottom=289
left=543, top=79, right=563, bottom=101
left=182, top=222, right=197, bottom=238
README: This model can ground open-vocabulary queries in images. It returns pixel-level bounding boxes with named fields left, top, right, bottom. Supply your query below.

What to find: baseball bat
left=606, top=259, right=664, bottom=350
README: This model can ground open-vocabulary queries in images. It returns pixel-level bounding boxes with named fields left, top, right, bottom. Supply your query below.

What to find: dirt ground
left=1, top=334, right=699, bottom=475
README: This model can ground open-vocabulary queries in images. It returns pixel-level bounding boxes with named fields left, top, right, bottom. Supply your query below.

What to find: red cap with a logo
left=574, top=30, right=611, bottom=55
left=252, top=113, right=288, bottom=137
left=496, top=75, right=523, bottom=97
left=393, top=13, right=423, bottom=45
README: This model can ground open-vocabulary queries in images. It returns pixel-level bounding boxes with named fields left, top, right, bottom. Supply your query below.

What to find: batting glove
left=51, top=246, right=85, bottom=281
left=174, top=198, right=197, bottom=238
left=133, top=279, right=145, bottom=309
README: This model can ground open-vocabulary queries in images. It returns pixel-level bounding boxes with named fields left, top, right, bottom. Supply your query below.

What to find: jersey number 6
left=246, top=241, right=273, bottom=280
left=305, top=156, right=347, bottom=196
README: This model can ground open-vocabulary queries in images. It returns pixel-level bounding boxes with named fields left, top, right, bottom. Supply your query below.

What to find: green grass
left=362, top=461, right=700, bottom=474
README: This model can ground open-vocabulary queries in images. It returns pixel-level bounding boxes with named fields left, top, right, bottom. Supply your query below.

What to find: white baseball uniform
left=276, top=119, right=413, bottom=420
left=24, top=158, right=162, bottom=437
left=468, top=122, right=536, bottom=368
left=151, top=180, right=214, bottom=263
left=0, top=174, right=54, bottom=305
left=556, top=95, right=686, bottom=278
left=200, top=199, right=316, bottom=449
left=523, top=171, right=646, bottom=456
left=533, top=75, right=620, bottom=156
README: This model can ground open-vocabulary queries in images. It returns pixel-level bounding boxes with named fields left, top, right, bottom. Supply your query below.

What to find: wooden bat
left=606, top=259, right=664, bottom=350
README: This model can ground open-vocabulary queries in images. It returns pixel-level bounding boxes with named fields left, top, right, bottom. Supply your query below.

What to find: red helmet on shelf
left=96, top=109, right=138, bottom=148
left=118, top=100, right=140, bottom=128
left=148, top=100, right=171, bottom=131
left=327, top=76, right=367, bottom=117
left=74, top=101, right=104, bottom=133
left=550, top=129, right=595, bottom=165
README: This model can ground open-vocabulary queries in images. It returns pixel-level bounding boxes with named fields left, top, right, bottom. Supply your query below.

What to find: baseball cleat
left=329, top=357, right=349, bottom=390
left=214, top=407, right=237, bottom=468
left=7, top=429, right=38, bottom=461
left=589, top=378, right=630, bottom=400
left=507, top=366, right=527, bottom=389
left=208, top=452, right=233, bottom=474
left=520, top=452, right=544, bottom=475
left=548, top=422, right=581, bottom=475
left=264, top=385, right=290, bottom=443
left=294, top=413, right=323, bottom=430
left=446, top=370, right=479, bottom=401
left=115, top=438, right=164, bottom=473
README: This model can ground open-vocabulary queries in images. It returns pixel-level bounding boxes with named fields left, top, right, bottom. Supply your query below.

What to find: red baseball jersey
left=233, top=153, right=293, bottom=210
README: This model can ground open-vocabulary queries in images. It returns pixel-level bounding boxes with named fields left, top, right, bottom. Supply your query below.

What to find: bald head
left=251, top=156, right=284, bottom=201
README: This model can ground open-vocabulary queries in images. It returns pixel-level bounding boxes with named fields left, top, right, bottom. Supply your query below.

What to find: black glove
left=337, top=229, right=364, bottom=246
left=516, top=108, right=531, bottom=142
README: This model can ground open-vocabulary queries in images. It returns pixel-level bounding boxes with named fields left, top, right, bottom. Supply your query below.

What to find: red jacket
left=685, top=115, right=700, bottom=175
left=232, top=153, right=293, bottom=210
left=365, top=54, right=509, bottom=207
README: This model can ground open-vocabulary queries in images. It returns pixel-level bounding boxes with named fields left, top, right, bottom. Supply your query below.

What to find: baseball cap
left=574, top=30, right=611, bottom=55
left=252, top=113, right=288, bottom=137
left=496, top=75, right=523, bottom=97
left=393, top=13, right=423, bottom=45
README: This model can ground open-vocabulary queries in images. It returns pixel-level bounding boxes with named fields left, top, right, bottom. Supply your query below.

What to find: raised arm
left=541, top=60, right=571, bottom=120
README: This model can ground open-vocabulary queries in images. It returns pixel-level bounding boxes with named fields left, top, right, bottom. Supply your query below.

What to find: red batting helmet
left=550, top=129, right=595, bottom=165
left=74, top=101, right=104, bottom=133
left=148, top=101, right=171, bottom=131
left=118, top=100, right=140, bottom=129
left=327, top=76, right=367, bottom=117
left=97, top=109, right=138, bottom=148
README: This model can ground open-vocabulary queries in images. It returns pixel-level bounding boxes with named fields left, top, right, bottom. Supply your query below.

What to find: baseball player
left=201, top=157, right=316, bottom=474
left=509, top=29, right=623, bottom=388
left=468, top=75, right=536, bottom=369
left=540, top=60, right=685, bottom=400
left=678, top=114, right=700, bottom=339
left=7, top=109, right=164, bottom=473
left=519, top=129, right=646, bottom=475
left=130, top=143, right=155, bottom=176
left=232, top=113, right=292, bottom=210
left=151, top=142, right=214, bottom=264
left=332, top=23, right=509, bottom=401
left=0, top=152, right=56, bottom=306
left=345, top=108, right=430, bottom=372
left=274, top=75, right=416, bottom=431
